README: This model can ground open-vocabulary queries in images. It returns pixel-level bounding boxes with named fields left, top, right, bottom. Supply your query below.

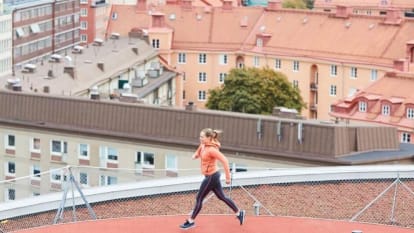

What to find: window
left=80, top=8, right=87, bottom=17
left=136, top=151, right=155, bottom=168
left=100, top=175, right=117, bottom=186
left=359, top=101, right=367, bottom=112
left=178, top=53, right=186, bottom=64
left=198, top=53, right=207, bottom=64
left=30, top=138, right=40, bottom=152
left=152, top=39, right=159, bottom=49
left=402, top=132, right=411, bottom=143
left=79, top=143, right=89, bottom=158
left=165, top=154, right=177, bottom=172
left=370, top=69, right=378, bottom=81
left=51, top=140, right=67, bottom=155
left=80, top=0, right=88, bottom=3
left=219, top=73, right=227, bottom=83
left=292, top=80, right=299, bottom=88
left=5, top=162, right=15, bottom=175
left=80, top=34, right=87, bottom=42
left=253, top=56, right=260, bottom=67
left=256, top=38, right=263, bottom=47
left=5, top=188, right=15, bottom=201
left=80, top=21, right=87, bottom=30
left=382, top=104, right=390, bottom=115
left=330, top=65, right=337, bottom=76
left=329, top=85, right=337, bottom=96
left=51, top=169, right=63, bottom=183
left=112, top=12, right=118, bottom=20
left=5, top=134, right=15, bottom=149
left=219, top=54, right=228, bottom=65
left=106, top=147, right=118, bottom=161
left=32, top=165, right=41, bottom=178
left=350, top=67, right=358, bottom=79
left=275, top=58, right=281, bottom=69
left=293, top=60, right=300, bottom=72
left=198, top=90, right=206, bottom=101
left=79, top=172, right=88, bottom=186
left=407, top=108, right=414, bottom=119
left=198, top=72, right=207, bottom=83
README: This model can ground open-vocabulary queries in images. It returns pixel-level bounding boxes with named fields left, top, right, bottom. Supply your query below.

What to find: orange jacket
left=193, top=141, right=231, bottom=182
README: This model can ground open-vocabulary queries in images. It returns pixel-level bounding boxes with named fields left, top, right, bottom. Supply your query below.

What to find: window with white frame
left=381, top=104, right=391, bottom=116
left=219, top=54, right=228, bottom=65
left=80, top=21, right=87, bottom=30
left=151, top=39, right=159, bottom=49
left=79, top=172, right=89, bottom=186
left=402, top=132, right=411, bottom=143
left=5, top=161, right=15, bottom=175
left=382, top=104, right=390, bottom=115
left=256, top=38, right=263, bottom=47
left=50, top=169, right=63, bottom=183
left=100, top=175, right=117, bottom=186
left=350, top=67, right=358, bottom=79
left=51, top=140, right=67, bottom=155
left=293, top=60, right=299, bottom=72
left=198, top=53, right=207, bottom=64
left=80, top=34, right=87, bottom=42
left=198, top=72, right=207, bottom=83
left=370, top=69, right=378, bottom=81
left=79, top=143, right=89, bottom=158
left=5, top=188, right=15, bottom=201
left=30, top=138, right=40, bottom=152
left=330, top=65, right=337, bottom=77
left=178, top=53, right=186, bottom=64
left=107, top=147, right=118, bottom=161
left=292, top=80, right=299, bottom=88
left=165, top=154, right=177, bottom=172
left=112, top=12, right=118, bottom=20
left=31, top=165, right=41, bottom=178
left=198, top=90, right=206, bottom=101
left=407, top=108, right=414, bottom=119
left=329, top=85, right=337, bottom=96
left=136, top=151, right=155, bottom=168
left=219, top=73, right=227, bottom=83
left=359, top=101, right=367, bottom=112
left=80, top=8, right=87, bottom=17
left=275, top=58, right=281, bottom=69
left=253, top=56, right=260, bottom=67
left=5, top=134, right=15, bottom=149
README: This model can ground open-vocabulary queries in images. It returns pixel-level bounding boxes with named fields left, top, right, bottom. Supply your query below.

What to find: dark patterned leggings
left=190, top=171, right=238, bottom=219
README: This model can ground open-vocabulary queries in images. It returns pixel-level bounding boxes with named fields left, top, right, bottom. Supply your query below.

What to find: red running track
left=12, top=215, right=414, bottom=233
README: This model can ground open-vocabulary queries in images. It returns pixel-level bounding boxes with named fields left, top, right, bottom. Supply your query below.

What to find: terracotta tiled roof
left=108, top=4, right=414, bottom=67
left=314, top=0, right=414, bottom=8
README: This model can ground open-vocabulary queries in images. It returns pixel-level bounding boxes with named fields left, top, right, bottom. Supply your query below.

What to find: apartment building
left=8, top=0, right=80, bottom=70
left=313, top=0, right=414, bottom=16
left=0, top=2, right=12, bottom=77
left=79, top=0, right=111, bottom=45
left=106, top=1, right=413, bottom=120
left=330, top=70, right=414, bottom=144
left=0, top=90, right=410, bottom=201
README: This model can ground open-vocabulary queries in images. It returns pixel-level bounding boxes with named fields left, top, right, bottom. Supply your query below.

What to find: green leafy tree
left=206, top=67, right=305, bottom=115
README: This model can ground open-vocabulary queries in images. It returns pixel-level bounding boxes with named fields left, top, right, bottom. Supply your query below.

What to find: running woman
left=179, top=128, right=245, bottom=229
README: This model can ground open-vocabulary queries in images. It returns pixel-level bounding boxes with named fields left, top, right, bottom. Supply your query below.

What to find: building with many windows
left=330, top=70, right=414, bottom=144
left=0, top=1, right=12, bottom=77
left=106, top=0, right=414, bottom=120
left=0, top=90, right=411, bottom=200
left=79, top=0, right=111, bottom=45
left=6, top=0, right=80, bottom=70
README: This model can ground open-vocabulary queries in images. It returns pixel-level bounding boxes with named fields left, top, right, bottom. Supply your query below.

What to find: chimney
left=136, top=0, right=146, bottom=11
left=64, top=66, right=76, bottom=79
left=185, top=101, right=197, bottom=111
left=222, top=0, right=233, bottom=10
left=383, top=8, right=403, bottom=25
left=97, top=62, right=104, bottom=71
left=393, top=59, right=407, bottom=72
left=266, top=0, right=282, bottom=11
left=132, top=47, right=139, bottom=55
left=151, top=12, right=166, bottom=28
left=181, top=0, right=192, bottom=10
left=335, top=5, right=352, bottom=18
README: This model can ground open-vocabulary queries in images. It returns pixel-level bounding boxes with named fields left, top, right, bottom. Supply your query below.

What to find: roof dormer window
left=382, top=104, right=390, bottom=116
left=407, top=108, right=414, bottom=119
left=358, top=101, right=367, bottom=112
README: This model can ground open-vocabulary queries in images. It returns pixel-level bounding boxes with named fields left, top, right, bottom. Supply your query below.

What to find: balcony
left=310, top=82, right=318, bottom=91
